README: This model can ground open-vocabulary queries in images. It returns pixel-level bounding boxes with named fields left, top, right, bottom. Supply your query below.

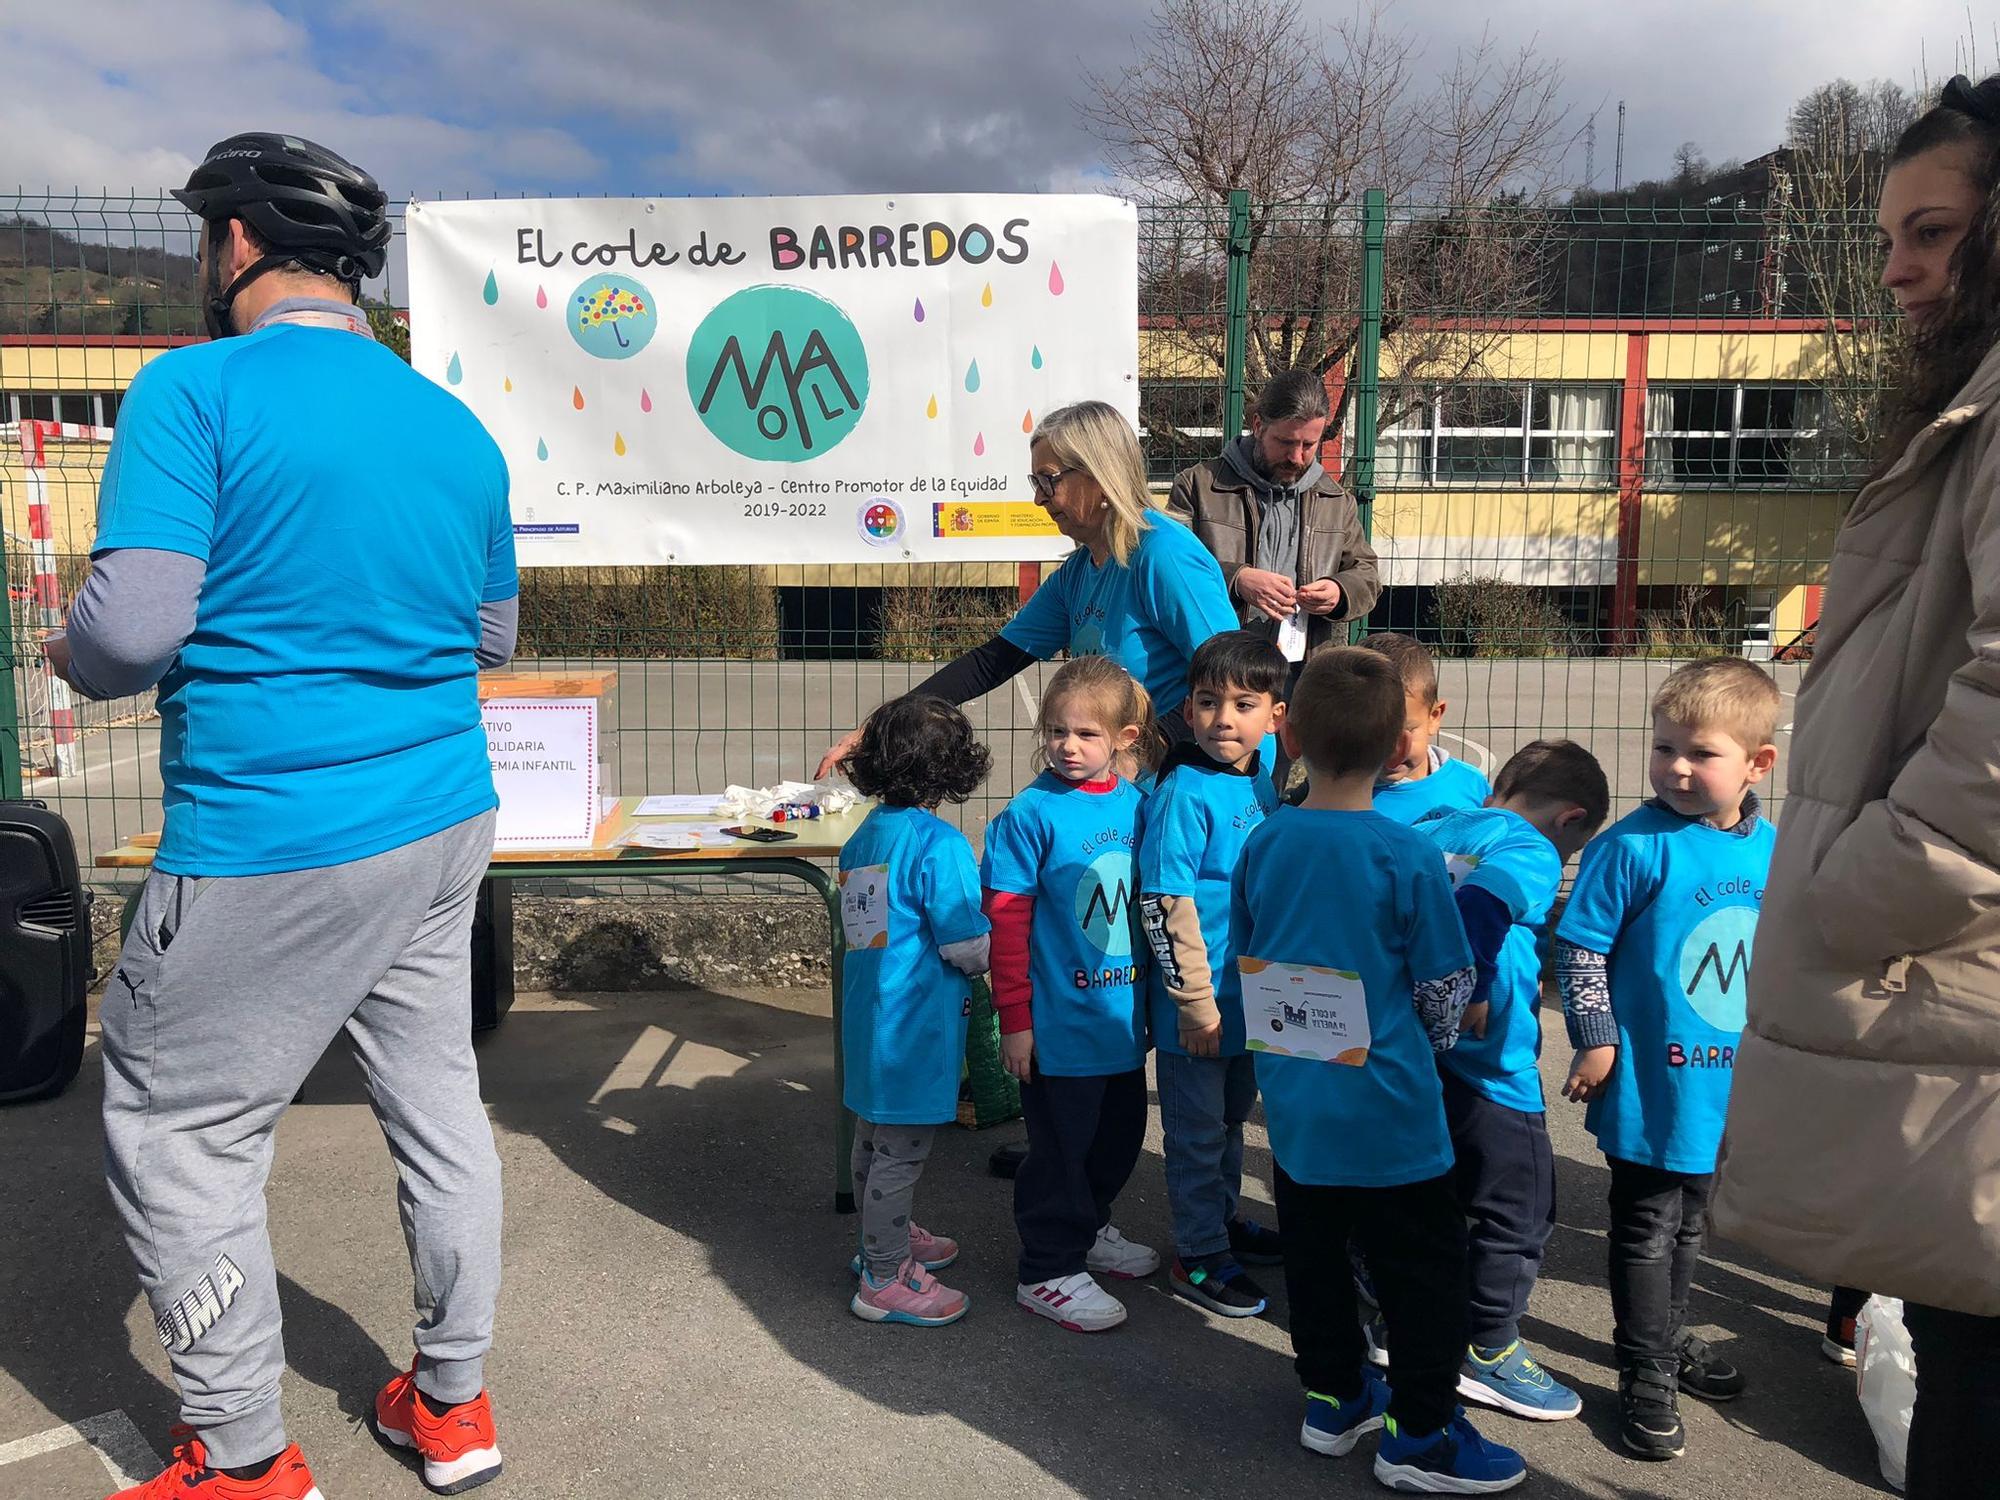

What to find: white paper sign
left=620, top=822, right=737, bottom=850
left=839, top=863, right=892, bottom=951
left=1277, top=610, right=1307, bottom=662
left=1239, top=956, right=1371, bottom=1064
left=634, top=794, right=726, bottom=816
left=407, top=193, right=1138, bottom=566
left=484, top=698, right=599, bottom=848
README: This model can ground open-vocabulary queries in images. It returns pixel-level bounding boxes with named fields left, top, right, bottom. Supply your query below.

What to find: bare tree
left=1786, top=78, right=1919, bottom=156
left=1671, top=141, right=1708, bottom=184
left=1082, top=0, right=1570, bottom=465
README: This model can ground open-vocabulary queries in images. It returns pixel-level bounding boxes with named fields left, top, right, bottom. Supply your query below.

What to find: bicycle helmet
left=173, top=133, right=391, bottom=336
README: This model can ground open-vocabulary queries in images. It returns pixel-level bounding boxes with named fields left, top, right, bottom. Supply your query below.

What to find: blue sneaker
left=1300, top=1366, right=1391, bottom=1457
left=1374, top=1410, right=1527, bottom=1494
left=1457, top=1341, right=1583, bottom=1421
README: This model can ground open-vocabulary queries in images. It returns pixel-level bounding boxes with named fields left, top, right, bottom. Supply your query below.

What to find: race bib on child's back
left=1239, top=956, right=1370, bottom=1064
left=839, top=864, right=891, bottom=950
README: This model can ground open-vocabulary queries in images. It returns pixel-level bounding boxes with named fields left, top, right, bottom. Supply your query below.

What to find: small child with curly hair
left=835, top=693, right=994, bottom=1326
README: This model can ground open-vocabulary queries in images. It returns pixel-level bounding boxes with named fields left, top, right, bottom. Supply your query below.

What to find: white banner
left=407, top=194, right=1138, bottom=566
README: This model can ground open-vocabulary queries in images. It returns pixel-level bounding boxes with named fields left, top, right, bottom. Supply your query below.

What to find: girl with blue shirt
left=983, top=656, right=1160, bottom=1333
left=814, top=401, right=1240, bottom=780
left=836, top=695, right=994, bottom=1327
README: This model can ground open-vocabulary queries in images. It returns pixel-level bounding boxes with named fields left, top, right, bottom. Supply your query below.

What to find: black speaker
left=470, top=877, right=513, bottom=1032
left=0, top=800, right=92, bottom=1103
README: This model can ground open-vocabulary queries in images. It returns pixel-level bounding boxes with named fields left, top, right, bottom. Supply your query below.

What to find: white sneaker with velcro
left=1017, top=1271, right=1128, bottom=1331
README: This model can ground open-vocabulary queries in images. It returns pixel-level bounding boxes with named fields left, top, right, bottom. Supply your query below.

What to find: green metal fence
left=0, top=183, right=1894, bottom=884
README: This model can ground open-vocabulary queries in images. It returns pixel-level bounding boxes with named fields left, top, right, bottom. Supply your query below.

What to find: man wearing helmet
left=53, top=135, right=516, bottom=1500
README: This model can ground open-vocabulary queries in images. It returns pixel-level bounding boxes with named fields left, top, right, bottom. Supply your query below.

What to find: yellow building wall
left=1634, top=490, right=1845, bottom=587
left=0, top=344, right=167, bottom=389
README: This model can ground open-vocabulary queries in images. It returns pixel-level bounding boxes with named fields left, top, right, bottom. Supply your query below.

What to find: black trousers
left=1441, top=1066, right=1556, bottom=1350
left=1274, top=1163, right=1468, bottom=1437
left=1014, top=1067, right=1148, bottom=1284
left=1905, top=1303, right=2000, bottom=1499
left=1606, top=1155, right=1713, bottom=1368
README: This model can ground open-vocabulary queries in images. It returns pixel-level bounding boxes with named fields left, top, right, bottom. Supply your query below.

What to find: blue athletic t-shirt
left=1373, top=753, right=1492, bottom=827
left=1138, top=746, right=1278, bottom=1056
left=1000, top=511, right=1238, bottom=714
left=981, top=772, right=1147, bottom=1077
left=93, top=325, right=515, bottom=877
left=1556, top=803, right=1776, bottom=1173
left=1423, top=806, right=1564, bottom=1113
left=1227, top=807, right=1472, bottom=1187
left=838, top=805, right=989, bottom=1125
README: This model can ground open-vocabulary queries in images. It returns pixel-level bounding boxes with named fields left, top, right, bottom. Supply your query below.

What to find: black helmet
left=173, top=133, right=391, bottom=281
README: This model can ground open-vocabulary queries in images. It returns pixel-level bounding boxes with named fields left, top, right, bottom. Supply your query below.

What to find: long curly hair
left=839, top=694, right=992, bottom=808
left=1880, top=75, right=2000, bottom=462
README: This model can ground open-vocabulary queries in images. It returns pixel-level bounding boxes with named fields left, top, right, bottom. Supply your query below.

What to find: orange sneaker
left=107, top=1429, right=321, bottom=1500
left=374, top=1365, right=504, bottom=1494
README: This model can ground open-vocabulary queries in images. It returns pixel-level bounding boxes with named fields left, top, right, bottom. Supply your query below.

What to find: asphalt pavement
left=2, top=982, right=1889, bottom=1500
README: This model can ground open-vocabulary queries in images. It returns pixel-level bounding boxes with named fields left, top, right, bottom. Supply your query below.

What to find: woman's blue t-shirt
left=981, top=772, right=1147, bottom=1077
left=838, top=805, right=990, bottom=1125
left=1000, top=511, right=1239, bottom=714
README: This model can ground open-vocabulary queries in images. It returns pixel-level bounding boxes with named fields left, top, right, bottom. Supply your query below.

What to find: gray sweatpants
left=851, top=1121, right=936, bottom=1278
left=101, top=811, right=502, bottom=1468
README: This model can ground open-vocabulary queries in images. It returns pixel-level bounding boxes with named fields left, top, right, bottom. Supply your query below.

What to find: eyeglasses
left=1028, top=466, right=1081, bottom=499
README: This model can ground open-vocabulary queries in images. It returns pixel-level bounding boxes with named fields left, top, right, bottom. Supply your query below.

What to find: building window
left=1, top=391, right=123, bottom=427
left=1379, top=383, right=1618, bottom=486
left=1644, top=384, right=1827, bottom=487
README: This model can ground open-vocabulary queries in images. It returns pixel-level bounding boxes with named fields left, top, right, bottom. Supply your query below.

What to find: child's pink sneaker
left=847, top=1222, right=959, bottom=1276
left=906, top=1223, right=959, bottom=1269
left=850, top=1258, right=970, bottom=1326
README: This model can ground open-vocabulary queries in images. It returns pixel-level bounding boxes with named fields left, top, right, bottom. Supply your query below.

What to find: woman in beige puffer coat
left=1710, top=75, right=2000, bottom=1500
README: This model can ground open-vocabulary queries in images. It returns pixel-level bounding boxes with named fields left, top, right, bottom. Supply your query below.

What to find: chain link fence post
left=1223, top=189, right=1250, bottom=445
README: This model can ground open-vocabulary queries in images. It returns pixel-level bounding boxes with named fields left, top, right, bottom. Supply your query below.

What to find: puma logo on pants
left=157, top=1253, right=247, bottom=1352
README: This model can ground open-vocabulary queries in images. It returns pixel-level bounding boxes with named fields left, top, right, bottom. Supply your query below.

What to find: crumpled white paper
left=715, top=779, right=860, bottom=820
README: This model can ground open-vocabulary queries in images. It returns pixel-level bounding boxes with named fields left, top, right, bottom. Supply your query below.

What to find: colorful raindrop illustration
left=1048, top=262, right=1065, bottom=295
left=1022, top=409, right=1034, bottom=433
left=1031, top=345, right=1044, bottom=370
left=503, top=376, right=512, bottom=393
left=964, top=359, right=981, bottom=393
left=535, top=285, right=548, bottom=310
left=572, top=385, right=586, bottom=410
left=925, top=394, right=938, bottom=420
left=980, top=282, right=993, bottom=308
left=482, top=270, right=499, bottom=306
left=912, top=297, right=925, bottom=323
left=614, top=432, right=627, bottom=456
left=445, top=352, right=463, bottom=385
left=536, top=437, right=548, bottom=461
left=973, top=432, right=986, bottom=457
left=640, top=388, right=653, bottom=413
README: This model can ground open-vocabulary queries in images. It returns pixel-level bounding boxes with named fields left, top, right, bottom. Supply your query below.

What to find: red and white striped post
left=13, top=418, right=114, bottom=777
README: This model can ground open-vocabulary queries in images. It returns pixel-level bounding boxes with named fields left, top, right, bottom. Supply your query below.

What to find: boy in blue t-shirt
left=1231, top=647, right=1527, bottom=1494
left=1137, top=631, right=1286, bottom=1319
left=1361, top=632, right=1491, bottom=824
left=1423, top=741, right=1609, bottom=1423
left=1556, top=657, right=1781, bottom=1462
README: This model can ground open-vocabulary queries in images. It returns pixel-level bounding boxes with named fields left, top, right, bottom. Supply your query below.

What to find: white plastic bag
left=1856, top=1294, right=1915, bottom=1492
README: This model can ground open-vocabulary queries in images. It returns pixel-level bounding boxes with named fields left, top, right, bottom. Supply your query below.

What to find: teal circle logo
left=1678, top=906, right=1758, bottom=1031
left=1071, top=618, right=1106, bottom=657
left=686, top=285, right=868, bottom=462
left=568, top=274, right=657, bottom=360
left=1073, top=850, right=1135, bottom=958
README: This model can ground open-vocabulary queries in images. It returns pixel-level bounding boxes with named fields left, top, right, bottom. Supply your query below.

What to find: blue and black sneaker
left=1171, top=1258, right=1268, bottom=1318
left=1227, top=1215, right=1285, bottom=1266
left=1458, top=1341, right=1583, bottom=1420
left=1300, top=1365, right=1391, bottom=1457
left=1374, top=1410, right=1527, bottom=1494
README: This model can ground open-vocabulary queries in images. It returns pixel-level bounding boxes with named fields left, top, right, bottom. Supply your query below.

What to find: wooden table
left=98, top=798, right=871, bottom=1211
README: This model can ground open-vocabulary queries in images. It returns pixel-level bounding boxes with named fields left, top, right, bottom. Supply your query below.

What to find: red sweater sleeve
left=983, top=889, right=1035, bottom=1034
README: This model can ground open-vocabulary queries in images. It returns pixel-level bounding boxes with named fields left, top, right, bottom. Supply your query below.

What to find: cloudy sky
left=3, top=1, right=1992, bottom=209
